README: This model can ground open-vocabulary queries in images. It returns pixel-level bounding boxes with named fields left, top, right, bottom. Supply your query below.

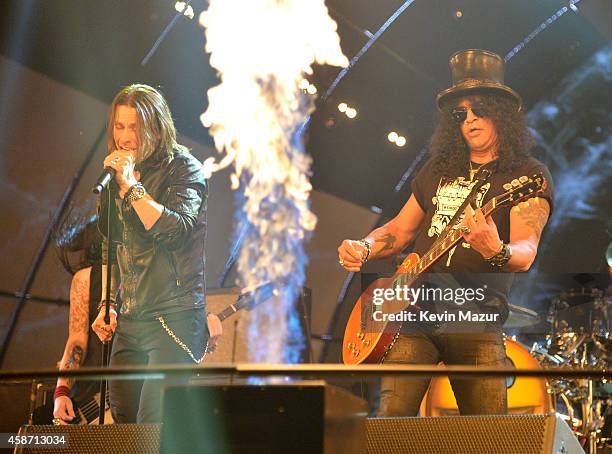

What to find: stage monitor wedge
left=366, top=414, right=584, bottom=454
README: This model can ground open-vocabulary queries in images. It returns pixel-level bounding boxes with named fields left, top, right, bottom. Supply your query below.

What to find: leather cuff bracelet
left=486, top=241, right=512, bottom=267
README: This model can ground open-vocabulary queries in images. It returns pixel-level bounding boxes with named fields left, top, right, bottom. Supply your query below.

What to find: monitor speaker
left=366, top=414, right=584, bottom=454
left=15, top=424, right=160, bottom=454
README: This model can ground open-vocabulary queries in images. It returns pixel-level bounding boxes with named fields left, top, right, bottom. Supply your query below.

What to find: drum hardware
left=504, top=303, right=539, bottom=329
left=530, top=287, right=611, bottom=452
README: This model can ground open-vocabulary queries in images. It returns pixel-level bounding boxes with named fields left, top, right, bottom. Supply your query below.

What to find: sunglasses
left=451, top=104, right=488, bottom=124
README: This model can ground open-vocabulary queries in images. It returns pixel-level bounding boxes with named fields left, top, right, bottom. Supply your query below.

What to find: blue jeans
left=377, top=329, right=508, bottom=416
left=109, top=308, right=208, bottom=423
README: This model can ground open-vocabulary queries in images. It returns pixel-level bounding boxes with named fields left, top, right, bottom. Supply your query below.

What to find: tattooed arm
left=505, top=197, right=551, bottom=271
left=338, top=194, right=425, bottom=272
left=54, top=267, right=91, bottom=423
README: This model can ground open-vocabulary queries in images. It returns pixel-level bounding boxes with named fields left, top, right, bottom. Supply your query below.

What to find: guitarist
left=52, top=214, right=109, bottom=425
left=337, top=50, right=554, bottom=416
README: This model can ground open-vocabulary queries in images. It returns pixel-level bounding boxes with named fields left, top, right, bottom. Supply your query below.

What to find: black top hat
left=436, top=49, right=522, bottom=110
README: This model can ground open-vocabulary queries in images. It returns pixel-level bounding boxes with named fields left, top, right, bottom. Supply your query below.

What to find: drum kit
left=526, top=287, right=610, bottom=452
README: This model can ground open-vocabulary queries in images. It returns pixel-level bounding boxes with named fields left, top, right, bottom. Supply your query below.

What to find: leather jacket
left=99, top=150, right=207, bottom=318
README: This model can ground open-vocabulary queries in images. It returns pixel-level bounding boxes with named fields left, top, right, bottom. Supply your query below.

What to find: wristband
left=54, top=385, right=71, bottom=400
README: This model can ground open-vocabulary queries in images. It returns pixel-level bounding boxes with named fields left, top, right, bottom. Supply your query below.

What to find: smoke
left=199, top=0, right=347, bottom=362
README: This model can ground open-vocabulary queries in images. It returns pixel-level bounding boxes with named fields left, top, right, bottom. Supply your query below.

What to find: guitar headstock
left=495, top=173, right=547, bottom=208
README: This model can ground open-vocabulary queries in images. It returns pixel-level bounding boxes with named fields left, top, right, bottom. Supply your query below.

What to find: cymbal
left=504, top=304, right=539, bottom=328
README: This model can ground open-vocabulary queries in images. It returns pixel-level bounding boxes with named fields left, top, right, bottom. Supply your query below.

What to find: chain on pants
left=108, top=308, right=208, bottom=423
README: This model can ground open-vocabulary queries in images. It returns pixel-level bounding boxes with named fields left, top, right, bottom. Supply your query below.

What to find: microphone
left=92, top=168, right=116, bottom=194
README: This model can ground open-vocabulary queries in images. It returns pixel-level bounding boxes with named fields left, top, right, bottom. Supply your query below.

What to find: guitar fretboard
left=393, top=196, right=498, bottom=289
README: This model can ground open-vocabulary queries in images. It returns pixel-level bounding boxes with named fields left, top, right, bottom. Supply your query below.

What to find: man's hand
left=103, top=149, right=138, bottom=197
left=207, top=313, right=222, bottom=351
left=337, top=239, right=369, bottom=272
left=460, top=205, right=503, bottom=259
left=53, top=396, right=75, bottom=424
left=91, top=307, right=117, bottom=343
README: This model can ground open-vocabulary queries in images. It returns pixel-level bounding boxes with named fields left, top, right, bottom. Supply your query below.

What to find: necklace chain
left=469, top=161, right=485, bottom=181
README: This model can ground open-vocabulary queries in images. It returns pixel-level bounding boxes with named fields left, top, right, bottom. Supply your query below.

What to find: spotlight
left=388, top=131, right=399, bottom=142
left=174, top=1, right=194, bottom=19
left=345, top=107, right=357, bottom=119
left=337, top=102, right=348, bottom=113
left=454, top=9, right=463, bottom=19
left=299, top=79, right=310, bottom=90
left=396, top=136, right=407, bottom=147
left=306, top=84, right=317, bottom=95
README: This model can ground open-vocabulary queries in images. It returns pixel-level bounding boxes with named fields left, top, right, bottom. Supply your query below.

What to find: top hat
left=436, top=49, right=522, bottom=110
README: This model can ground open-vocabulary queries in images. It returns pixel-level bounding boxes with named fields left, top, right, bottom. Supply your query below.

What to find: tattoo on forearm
left=373, top=233, right=396, bottom=252
left=69, top=271, right=89, bottom=336
left=65, top=346, right=84, bottom=369
left=64, top=345, right=84, bottom=387
left=518, top=202, right=549, bottom=238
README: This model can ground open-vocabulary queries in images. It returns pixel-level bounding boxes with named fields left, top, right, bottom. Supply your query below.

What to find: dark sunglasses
left=451, top=104, right=488, bottom=124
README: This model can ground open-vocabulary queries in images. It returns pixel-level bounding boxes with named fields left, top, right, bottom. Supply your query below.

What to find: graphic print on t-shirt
left=428, top=176, right=490, bottom=266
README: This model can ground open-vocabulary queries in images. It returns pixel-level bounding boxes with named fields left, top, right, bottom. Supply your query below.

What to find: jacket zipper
left=165, top=247, right=181, bottom=287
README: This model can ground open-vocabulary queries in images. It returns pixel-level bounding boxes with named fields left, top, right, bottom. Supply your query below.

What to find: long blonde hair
left=107, top=84, right=188, bottom=163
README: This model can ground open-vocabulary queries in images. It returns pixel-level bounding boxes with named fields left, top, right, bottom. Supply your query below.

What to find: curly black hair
left=430, top=92, right=534, bottom=176
left=54, top=208, right=102, bottom=275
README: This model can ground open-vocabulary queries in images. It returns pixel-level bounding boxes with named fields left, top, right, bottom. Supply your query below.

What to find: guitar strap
left=431, top=161, right=498, bottom=248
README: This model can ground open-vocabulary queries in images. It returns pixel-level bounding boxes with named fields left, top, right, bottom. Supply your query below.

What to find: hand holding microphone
left=93, top=147, right=138, bottom=195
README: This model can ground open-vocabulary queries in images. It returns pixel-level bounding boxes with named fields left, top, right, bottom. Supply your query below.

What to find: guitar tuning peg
left=503, top=183, right=513, bottom=191
left=519, top=176, right=528, bottom=183
left=511, top=179, right=520, bottom=187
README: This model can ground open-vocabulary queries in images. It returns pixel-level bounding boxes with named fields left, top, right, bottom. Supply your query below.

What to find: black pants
left=378, top=330, right=508, bottom=416
left=109, top=308, right=208, bottom=423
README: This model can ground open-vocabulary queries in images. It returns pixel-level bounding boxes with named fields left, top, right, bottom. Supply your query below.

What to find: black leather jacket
left=99, top=151, right=207, bottom=318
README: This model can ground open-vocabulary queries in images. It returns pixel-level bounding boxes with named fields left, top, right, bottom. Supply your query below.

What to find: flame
left=200, top=1, right=347, bottom=363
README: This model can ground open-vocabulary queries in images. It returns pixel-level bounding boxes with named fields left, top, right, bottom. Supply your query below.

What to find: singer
left=91, top=84, right=222, bottom=423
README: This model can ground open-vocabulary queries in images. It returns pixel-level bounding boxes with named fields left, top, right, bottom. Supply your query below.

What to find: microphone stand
left=97, top=182, right=116, bottom=424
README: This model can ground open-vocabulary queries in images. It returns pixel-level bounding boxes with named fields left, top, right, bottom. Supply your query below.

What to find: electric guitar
left=342, top=173, right=547, bottom=365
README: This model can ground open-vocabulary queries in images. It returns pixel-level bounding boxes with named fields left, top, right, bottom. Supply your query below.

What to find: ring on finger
left=460, top=226, right=471, bottom=235
left=338, top=258, right=345, bottom=266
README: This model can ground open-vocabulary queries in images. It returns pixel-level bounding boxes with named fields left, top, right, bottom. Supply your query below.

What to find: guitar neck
left=396, top=198, right=498, bottom=287
left=217, top=304, right=240, bottom=322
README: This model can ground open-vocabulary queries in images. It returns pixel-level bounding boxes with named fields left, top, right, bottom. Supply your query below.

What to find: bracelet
left=124, top=182, right=146, bottom=205
left=97, top=300, right=117, bottom=312
left=54, top=385, right=71, bottom=400
left=356, top=239, right=372, bottom=263
left=486, top=242, right=512, bottom=268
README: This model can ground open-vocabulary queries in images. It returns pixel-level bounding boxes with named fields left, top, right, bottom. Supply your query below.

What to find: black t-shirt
left=407, top=155, right=554, bottom=327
